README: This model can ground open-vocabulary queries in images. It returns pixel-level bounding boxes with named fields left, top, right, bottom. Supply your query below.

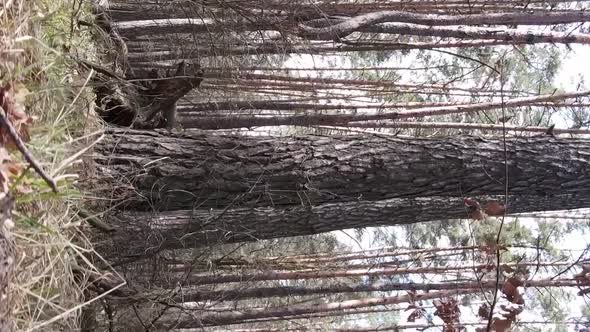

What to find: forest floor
left=1, top=0, right=100, bottom=330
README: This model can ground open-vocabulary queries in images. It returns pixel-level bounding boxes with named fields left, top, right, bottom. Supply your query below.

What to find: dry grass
left=1, top=0, right=112, bottom=330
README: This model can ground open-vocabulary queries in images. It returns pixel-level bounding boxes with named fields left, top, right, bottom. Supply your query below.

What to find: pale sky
left=557, top=45, right=590, bottom=91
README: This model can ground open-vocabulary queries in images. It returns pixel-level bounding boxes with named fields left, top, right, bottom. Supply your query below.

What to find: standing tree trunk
left=99, top=194, right=590, bottom=258
left=112, top=277, right=585, bottom=303
left=179, top=89, right=590, bottom=129
left=93, top=129, right=590, bottom=211
left=154, top=289, right=477, bottom=329
left=154, top=261, right=567, bottom=286
left=297, top=10, right=590, bottom=39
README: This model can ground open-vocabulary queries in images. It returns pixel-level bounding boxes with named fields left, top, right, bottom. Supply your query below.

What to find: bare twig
left=485, top=54, right=509, bottom=332
left=75, top=58, right=126, bottom=81
left=0, top=106, right=58, bottom=193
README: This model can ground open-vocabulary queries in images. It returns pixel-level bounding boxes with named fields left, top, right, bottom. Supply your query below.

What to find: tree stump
left=88, top=5, right=204, bottom=129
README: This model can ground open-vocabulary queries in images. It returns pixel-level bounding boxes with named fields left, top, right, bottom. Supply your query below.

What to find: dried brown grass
left=1, top=0, right=116, bottom=330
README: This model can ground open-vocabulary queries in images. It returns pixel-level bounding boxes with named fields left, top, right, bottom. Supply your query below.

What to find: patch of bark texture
left=94, top=129, right=590, bottom=211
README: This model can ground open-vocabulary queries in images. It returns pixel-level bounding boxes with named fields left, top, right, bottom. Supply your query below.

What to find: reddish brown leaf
left=491, top=302, right=524, bottom=332
left=501, top=276, right=524, bottom=302
left=434, top=298, right=461, bottom=327
left=483, top=201, right=506, bottom=216
left=442, top=324, right=459, bottom=332
left=483, top=276, right=526, bottom=332
left=477, top=304, right=489, bottom=319
left=0, top=147, right=20, bottom=193
left=492, top=318, right=513, bottom=332
left=0, top=84, right=32, bottom=149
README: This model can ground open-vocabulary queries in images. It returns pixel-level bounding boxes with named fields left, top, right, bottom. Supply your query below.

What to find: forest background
left=4, top=1, right=590, bottom=332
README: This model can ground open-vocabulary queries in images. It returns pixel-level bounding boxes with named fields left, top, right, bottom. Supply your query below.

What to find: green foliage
left=518, top=290, right=571, bottom=332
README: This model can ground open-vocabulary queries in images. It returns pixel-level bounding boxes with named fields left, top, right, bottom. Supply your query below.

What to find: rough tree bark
left=348, top=23, right=590, bottom=43
left=102, top=288, right=476, bottom=330
left=157, top=289, right=477, bottom=329
left=113, top=16, right=590, bottom=44
left=93, top=129, right=590, bottom=211
left=179, top=90, right=590, bottom=129
left=125, top=39, right=527, bottom=61
left=106, top=1, right=577, bottom=21
left=113, top=277, right=586, bottom=303
left=201, top=245, right=480, bottom=266
left=148, top=262, right=567, bottom=286
left=99, top=194, right=590, bottom=258
left=298, top=10, right=590, bottom=39
left=348, top=121, right=590, bottom=135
